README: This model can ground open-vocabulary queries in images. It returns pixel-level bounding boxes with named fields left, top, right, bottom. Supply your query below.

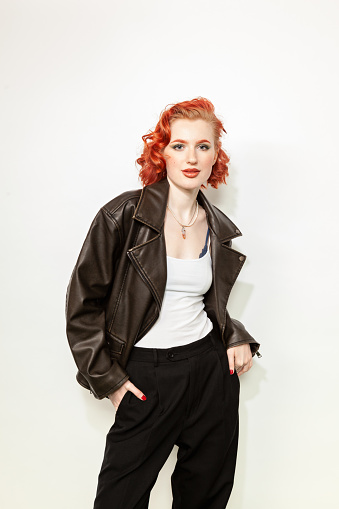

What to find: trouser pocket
left=114, top=389, right=132, bottom=420
left=213, top=341, right=240, bottom=401
left=112, top=359, right=161, bottom=429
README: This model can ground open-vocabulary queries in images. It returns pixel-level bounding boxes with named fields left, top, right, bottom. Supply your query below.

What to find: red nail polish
left=230, top=370, right=234, bottom=375
left=141, top=395, right=147, bottom=401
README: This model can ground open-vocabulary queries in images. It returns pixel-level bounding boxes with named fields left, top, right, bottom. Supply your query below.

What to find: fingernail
left=230, top=370, right=234, bottom=375
left=141, top=395, right=147, bottom=401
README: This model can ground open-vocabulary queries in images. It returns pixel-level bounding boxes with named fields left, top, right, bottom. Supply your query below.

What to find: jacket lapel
left=204, top=228, right=246, bottom=335
left=127, top=179, right=169, bottom=311
left=198, top=191, right=247, bottom=335
left=128, top=178, right=246, bottom=336
left=127, top=231, right=167, bottom=312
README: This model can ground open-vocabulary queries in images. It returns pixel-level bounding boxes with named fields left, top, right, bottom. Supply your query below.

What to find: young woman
left=66, top=97, right=261, bottom=509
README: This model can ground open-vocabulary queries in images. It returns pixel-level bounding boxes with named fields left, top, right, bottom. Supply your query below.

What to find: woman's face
left=162, top=118, right=218, bottom=192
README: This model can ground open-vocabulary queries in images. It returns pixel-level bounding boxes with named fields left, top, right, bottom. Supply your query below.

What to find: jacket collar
left=133, top=177, right=242, bottom=242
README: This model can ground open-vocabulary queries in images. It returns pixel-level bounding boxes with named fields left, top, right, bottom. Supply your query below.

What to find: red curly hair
left=136, top=97, right=229, bottom=189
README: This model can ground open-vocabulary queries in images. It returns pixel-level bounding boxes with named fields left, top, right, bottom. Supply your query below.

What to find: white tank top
left=135, top=234, right=213, bottom=348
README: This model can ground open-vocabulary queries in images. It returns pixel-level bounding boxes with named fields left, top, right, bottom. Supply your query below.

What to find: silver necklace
left=166, top=200, right=199, bottom=239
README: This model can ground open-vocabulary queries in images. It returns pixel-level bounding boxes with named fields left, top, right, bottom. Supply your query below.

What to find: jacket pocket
left=106, top=331, right=126, bottom=357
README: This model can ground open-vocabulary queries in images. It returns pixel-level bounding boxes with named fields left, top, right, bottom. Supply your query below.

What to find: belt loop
left=153, top=348, right=158, bottom=367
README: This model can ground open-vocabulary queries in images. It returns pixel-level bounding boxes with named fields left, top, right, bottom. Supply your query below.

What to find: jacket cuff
left=225, top=317, right=261, bottom=357
left=76, top=360, right=130, bottom=400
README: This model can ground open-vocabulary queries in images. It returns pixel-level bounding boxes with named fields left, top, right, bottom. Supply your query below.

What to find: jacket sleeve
left=225, top=309, right=261, bottom=357
left=65, top=207, right=130, bottom=399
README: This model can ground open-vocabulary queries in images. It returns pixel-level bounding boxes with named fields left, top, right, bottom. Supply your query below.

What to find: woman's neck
left=166, top=177, right=200, bottom=224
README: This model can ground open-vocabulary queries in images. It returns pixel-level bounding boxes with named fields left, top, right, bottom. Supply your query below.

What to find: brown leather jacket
left=65, top=178, right=261, bottom=400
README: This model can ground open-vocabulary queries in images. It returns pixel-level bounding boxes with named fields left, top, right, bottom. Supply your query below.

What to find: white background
left=1, top=1, right=339, bottom=508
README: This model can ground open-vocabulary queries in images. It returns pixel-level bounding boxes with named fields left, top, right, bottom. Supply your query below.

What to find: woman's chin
left=167, top=175, right=207, bottom=192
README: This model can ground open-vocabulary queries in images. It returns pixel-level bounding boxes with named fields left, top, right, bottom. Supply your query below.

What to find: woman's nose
left=187, top=148, right=197, bottom=164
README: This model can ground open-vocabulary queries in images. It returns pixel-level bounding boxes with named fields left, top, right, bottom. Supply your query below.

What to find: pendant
left=181, top=226, right=186, bottom=239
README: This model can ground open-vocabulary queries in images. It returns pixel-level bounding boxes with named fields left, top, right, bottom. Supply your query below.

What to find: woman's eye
left=171, top=143, right=210, bottom=150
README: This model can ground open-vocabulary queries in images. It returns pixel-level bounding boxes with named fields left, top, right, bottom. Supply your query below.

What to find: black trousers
left=93, top=327, right=240, bottom=509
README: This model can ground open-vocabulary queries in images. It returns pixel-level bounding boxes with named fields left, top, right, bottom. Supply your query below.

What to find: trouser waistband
left=129, top=328, right=219, bottom=366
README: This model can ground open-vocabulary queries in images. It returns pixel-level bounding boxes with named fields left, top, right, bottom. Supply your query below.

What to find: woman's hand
left=227, top=343, right=253, bottom=376
left=108, top=380, right=146, bottom=411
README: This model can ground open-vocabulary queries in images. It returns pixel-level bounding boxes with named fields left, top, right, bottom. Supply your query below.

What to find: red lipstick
left=182, top=169, right=200, bottom=178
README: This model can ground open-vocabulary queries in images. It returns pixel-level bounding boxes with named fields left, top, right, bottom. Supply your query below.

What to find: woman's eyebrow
left=170, top=139, right=212, bottom=144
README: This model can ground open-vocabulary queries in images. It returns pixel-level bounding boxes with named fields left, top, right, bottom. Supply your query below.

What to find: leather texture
left=65, top=178, right=260, bottom=399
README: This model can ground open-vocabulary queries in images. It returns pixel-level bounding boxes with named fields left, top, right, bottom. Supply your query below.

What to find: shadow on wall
left=227, top=280, right=266, bottom=509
